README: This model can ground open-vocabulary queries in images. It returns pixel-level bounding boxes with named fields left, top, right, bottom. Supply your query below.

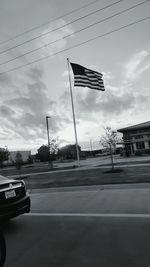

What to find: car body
left=0, top=175, right=30, bottom=221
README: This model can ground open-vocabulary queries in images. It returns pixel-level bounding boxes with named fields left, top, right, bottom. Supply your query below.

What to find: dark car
left=0, top=175, right=30, bottom=220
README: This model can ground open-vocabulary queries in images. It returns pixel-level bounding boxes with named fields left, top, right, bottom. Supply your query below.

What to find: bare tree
left=100, top=126, right=119, bottom=170
left=49, top=138, right=59, bottom=158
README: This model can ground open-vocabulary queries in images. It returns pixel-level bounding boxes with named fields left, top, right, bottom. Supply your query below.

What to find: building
left=8, top=151, right=31, bottom=165
left=118, top=121, right=150, bottom=156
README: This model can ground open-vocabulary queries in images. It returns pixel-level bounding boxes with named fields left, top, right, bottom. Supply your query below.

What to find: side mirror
left=0, top=232, right=6, bottom=267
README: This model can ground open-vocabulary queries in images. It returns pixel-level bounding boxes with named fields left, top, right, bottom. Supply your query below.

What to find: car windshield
left=0, top=0, right=150, bottom=266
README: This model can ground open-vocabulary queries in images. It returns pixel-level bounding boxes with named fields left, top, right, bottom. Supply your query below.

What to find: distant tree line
left=35, top=143, right=105, bottom=163
left=36, top=144, right=82, bottom=162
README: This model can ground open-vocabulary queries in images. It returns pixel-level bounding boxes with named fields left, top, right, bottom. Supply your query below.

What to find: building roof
left=118, top=121, right=150, bottom=133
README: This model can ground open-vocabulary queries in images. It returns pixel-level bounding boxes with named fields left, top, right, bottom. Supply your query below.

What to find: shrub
left=144, top=149, right=150, bottom=155
left=135, top=150, right=143, bottom=156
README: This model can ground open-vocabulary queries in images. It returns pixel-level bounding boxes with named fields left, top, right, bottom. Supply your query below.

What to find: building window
left=134, top=135, right=143, bottom=139
left=136, top=142, right=145, bottom=150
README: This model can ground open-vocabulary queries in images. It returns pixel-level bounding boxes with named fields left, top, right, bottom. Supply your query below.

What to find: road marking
left=25, top=212, right=150, bottom=218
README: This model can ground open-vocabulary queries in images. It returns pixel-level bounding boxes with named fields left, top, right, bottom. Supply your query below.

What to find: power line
left=0, top=0, right=125, bottom=54
left=0, top=16, right=149, bottom=76
left=0, top=0, right=149, bottom=67
left=0, top=0, right=102, bottom=46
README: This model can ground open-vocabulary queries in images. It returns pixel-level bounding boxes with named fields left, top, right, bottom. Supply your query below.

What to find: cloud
left=0, top=73, right=12, bottom=85
left=27, top=67, right=44, bottom=81
left=34, top=18, right=74, bottom=59
left=75, top=89, right=133, bottom=119
left=102, top=71, right=112, bottom=81
left=66, top=80, right=150, bottom=126
left=0, top=17, right=75, bottom=148
left=0, top=105, right=15, bottom=117
left=0, top=66, right=73, bottom=146
left=62, top=70, right=68, bottom=77
left=137, top=62, right=150, bottom=77
left=125, top=50, right=150, bottom=81
left=0, top=18, right=74, bottom=74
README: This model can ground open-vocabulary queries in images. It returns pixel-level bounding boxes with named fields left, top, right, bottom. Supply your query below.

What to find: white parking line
left=25, top=212, right=150, bottom=218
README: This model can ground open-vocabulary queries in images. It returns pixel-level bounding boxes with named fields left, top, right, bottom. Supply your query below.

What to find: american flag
left=70, top=62, right=105, bottom=91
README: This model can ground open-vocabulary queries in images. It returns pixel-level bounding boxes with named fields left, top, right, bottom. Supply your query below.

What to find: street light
left=46, top=116, right=53, bottom=168
left=5, top=146, right=9, bottom=167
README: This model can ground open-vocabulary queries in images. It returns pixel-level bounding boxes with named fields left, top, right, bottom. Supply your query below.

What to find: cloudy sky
left=0, top=0, right=150, bottom=153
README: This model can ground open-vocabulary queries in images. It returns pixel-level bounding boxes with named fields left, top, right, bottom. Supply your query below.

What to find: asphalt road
left=2, top=185, right=150, bottom=266
left=30, top=186, right=150, bottom=214
left=3, top=214, right=150, bottom=267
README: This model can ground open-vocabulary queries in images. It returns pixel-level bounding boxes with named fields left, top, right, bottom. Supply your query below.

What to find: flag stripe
left=74, top=83, right=105, bottom=90
left=74, top=79, right=105, bottom=90
left=74, top=81, right=104, bottom=88
left=75, top=75, right=104, bottom=84
left=70, top=62, right=105, bottom=91
left=75, top=74, right=103, bottom=80
left=74, top=80, right=105, bottom=88
left=85, top=69, right=103, bottom=78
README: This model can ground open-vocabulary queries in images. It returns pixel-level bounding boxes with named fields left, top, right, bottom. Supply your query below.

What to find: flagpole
left=67, top=58, right=80, bottom=167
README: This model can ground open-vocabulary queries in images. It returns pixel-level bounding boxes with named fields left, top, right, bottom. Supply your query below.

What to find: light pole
left=90, top=139, right=93, bottom=157
left=5, top=146, right=8, bottom=167
left=46, top=116, right=53, bottom=168
left=90, top=139, right=93, bottom=152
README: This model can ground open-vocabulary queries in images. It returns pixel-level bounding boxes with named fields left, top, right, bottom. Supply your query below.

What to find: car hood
left=0, top=175, right=15, bottom=185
